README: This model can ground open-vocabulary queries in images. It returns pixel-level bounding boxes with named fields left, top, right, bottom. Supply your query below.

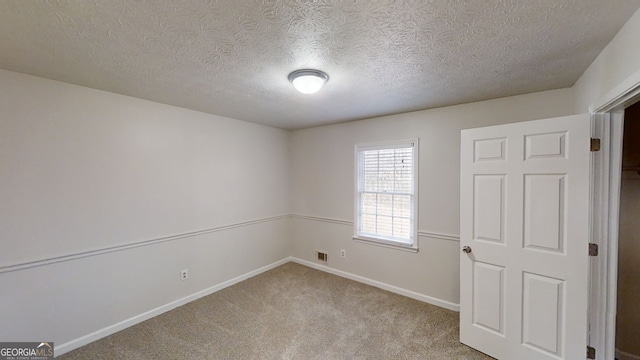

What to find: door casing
left=589, top=68, right=640, bottom=360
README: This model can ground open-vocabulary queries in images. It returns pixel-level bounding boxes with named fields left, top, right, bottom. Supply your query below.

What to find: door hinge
left=587, top=345, right=596, bottom=359
left=590, top=138, right=601, bottom=152
left=589, top=243, right=599, bottom=256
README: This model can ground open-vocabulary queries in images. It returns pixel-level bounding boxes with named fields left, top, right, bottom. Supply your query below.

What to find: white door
left=460, top=114, right=591, bottom=360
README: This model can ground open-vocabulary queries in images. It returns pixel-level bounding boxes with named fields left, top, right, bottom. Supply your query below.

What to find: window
left=354, top=139, right=418, bottom=250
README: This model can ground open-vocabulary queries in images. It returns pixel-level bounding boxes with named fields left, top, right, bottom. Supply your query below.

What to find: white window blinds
left=356, top=140, right=417, bottom=247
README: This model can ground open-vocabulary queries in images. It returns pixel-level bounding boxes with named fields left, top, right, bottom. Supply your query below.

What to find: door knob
left=462, top=246, right=472, bottom=254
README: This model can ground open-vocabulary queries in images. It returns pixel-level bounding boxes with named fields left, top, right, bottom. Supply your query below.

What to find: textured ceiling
left=0, top=1, right=639, bottom=130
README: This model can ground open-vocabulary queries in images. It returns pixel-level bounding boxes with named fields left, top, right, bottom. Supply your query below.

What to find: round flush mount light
left=288, top=69, right=329, bottom=94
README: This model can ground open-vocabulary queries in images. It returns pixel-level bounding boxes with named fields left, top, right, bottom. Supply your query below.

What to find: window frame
left=353, top=139, right=419, bottom=251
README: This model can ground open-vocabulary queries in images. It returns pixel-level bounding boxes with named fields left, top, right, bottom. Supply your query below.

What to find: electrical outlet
left=340, top=249, right=346, bottom=258
left=181, top=269, right=188, bottom=281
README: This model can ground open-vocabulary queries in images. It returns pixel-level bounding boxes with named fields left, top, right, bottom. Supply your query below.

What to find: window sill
left=352, top=236, right=419, bottom=253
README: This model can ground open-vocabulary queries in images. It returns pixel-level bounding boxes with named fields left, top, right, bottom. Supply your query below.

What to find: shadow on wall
left=616, top=101, right=640, bottom=360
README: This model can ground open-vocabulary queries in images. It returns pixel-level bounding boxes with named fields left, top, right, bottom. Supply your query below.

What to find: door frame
left=589, top=68, right=640, bottom=359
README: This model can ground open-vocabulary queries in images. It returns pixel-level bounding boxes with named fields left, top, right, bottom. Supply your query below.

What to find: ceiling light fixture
left=288, top=69, right=329, bottom=94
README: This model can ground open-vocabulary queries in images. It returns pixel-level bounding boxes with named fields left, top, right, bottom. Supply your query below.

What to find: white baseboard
left=290, top=257, right=460, bottom=312
left=55, top=256, right=459, bottom=357
left=617, top=348, right=640, bottom=360
left=55, top=257, right=290, bottom=357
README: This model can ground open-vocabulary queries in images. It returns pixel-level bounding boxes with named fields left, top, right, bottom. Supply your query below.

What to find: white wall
left=570, top=9, right=640, bottom=359
left=0, top=69, right=291, bottom=354
left=573, top=8, right=640, bottom=112
left=289, top=88, right=575, bottom=307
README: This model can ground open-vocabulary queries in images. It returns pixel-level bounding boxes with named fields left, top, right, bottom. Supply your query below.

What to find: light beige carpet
left=58, top=262, right=493, bottom=359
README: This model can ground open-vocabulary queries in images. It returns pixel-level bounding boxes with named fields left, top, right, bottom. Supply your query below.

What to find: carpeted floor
left=58, top=262, right=493, bottom=359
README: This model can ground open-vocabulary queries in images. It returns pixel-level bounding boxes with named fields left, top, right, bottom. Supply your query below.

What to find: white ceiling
left=1, top=1, right=638, bottom=130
